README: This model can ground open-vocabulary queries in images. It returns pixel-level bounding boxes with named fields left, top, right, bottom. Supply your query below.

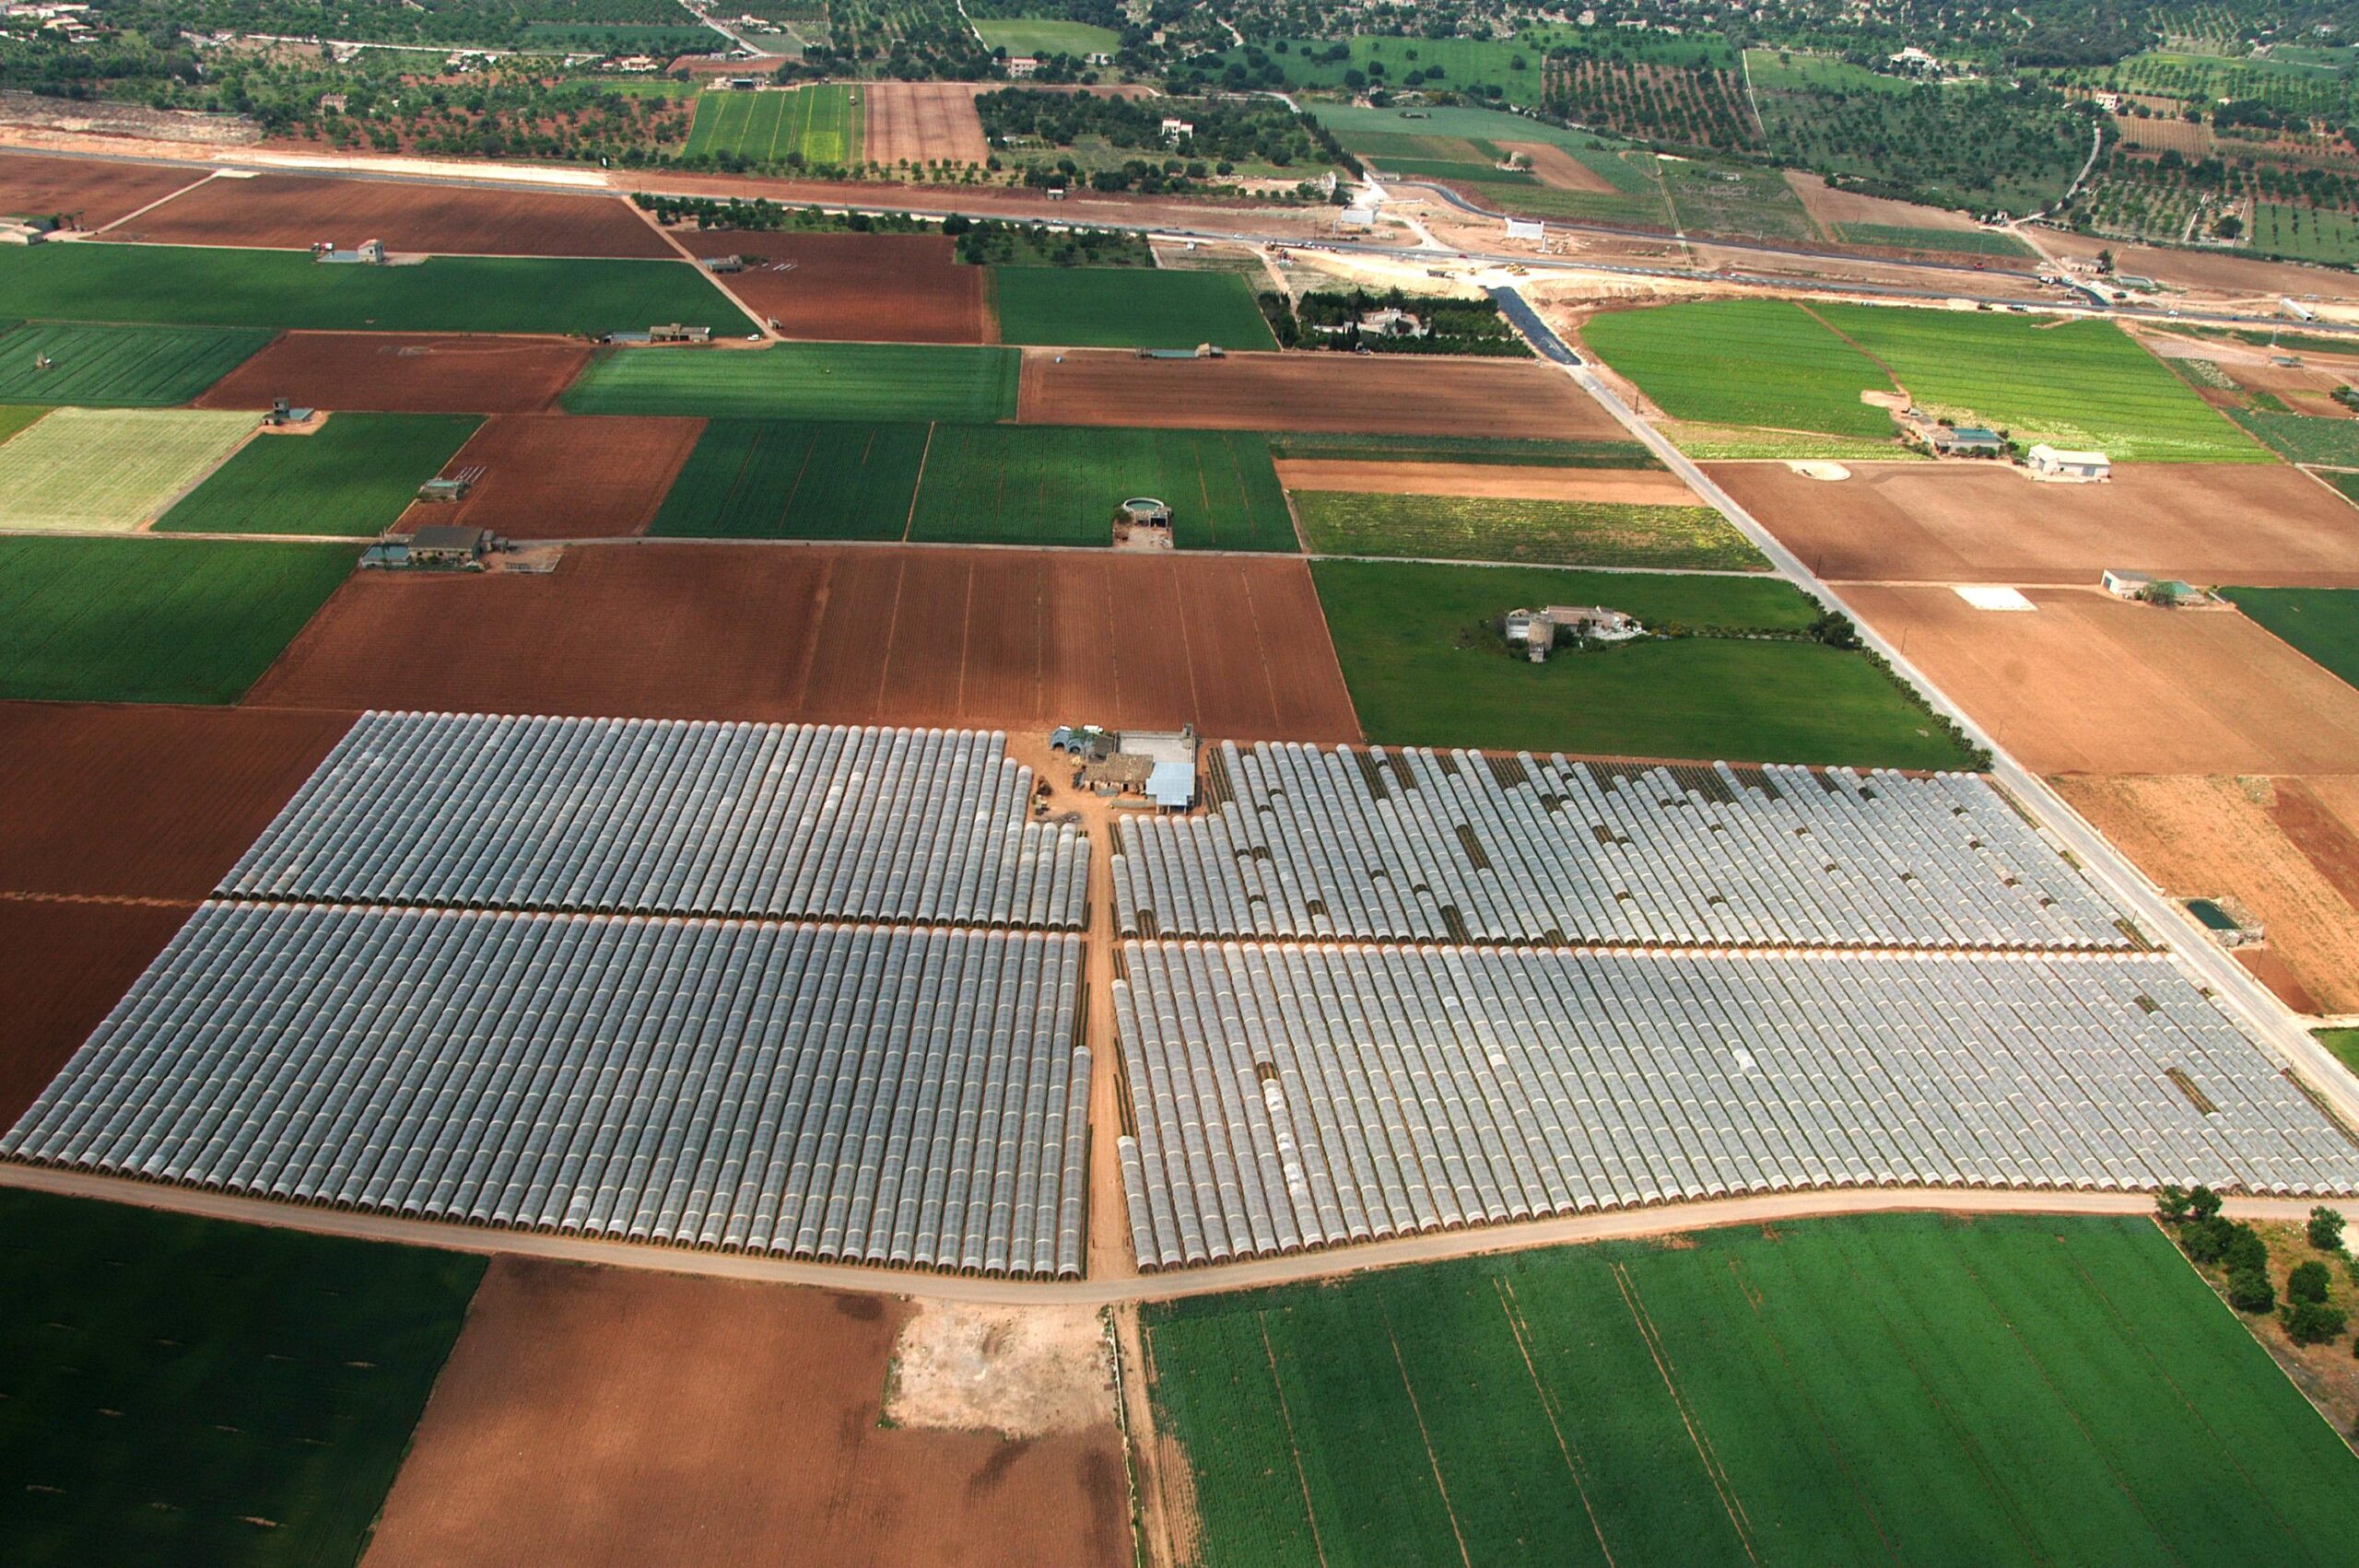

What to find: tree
left=2282, top=1298, right=2347, bottom=1345
left=2156, top=1185, right=2192, bottom=1223
left=2309, top=1206, right=2346, bottom=1253
left=2228, top=1267, right=2276, bottom=1314
left=2289, top=1259, right=2333, bottom=1305
left=2213, top=213, right=2244, bottom=240
left=2189, top=1186, right=2224, bottom=1221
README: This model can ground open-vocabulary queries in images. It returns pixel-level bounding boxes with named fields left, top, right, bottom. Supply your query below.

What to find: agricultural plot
left=1836, top=221, right=2036, bottom=256
left=1579, top=299, right=1895, bottom=439
left=0, top=1188, right=482, bottom=1568
left=0, top=321, right=272, bottom=406
left=2230, top=408, right=2359, bottom=466
left=670, top=228, right=992, bottom=345
left=1293, top=491, right=1759, bottom=570
left=2227, top=586, right=2359, bottom=689
left=0, top=898, right=194, bottom=1125
left=2249, top=203, right=2359, bottom=265
left=403, top=414, right=704, bottom=540
left=0, top=407, right=256, bottom=532
left=911, top=425, right=1295, bottom=550
left=684, top=84, right=863, bottom=165
left=193, top=331, right=592, bottom=415
left=1311, top=102, right=1666, bottom=224
left=1311, top=559, right=1973, bottom=767
left=990, top=267, right=1278, bottom=352
left=1265, top=431, right=1658, bottom=468
left=0, top=150, right=205, bottom=228
left=156, top=413, right=479, bottom=536
left=110, top=171, right=676, bottom=259
left=564, top=342, right=1021, bottom=421
left=651, top=418, right=927, bottom=539
left=0, top=405, right=43, bottom=443
left=1654, top=422, right=1929, bottom=462
left=0, top=245, right=746, bottom=337
left=970, top=15, right=1121, bottom=55
left=1146, top=1214, right=2359, bottom=1568
left=0, top=536, right=356, bottom=703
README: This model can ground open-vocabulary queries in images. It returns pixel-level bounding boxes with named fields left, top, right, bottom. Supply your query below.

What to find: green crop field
left=1311, top=103, right=1666, bottom=225
left=0, top=245, right=747, bottom=337
left=0, top=1188, right=481, bottom=1568
left=1835, top=222, right=2036, bottom=257
left=1146, top=1213, right=2359, bottom=1568
left=156, top=413, right=481, bottom=537
left=1312, top=558, right=1976, bottom=766
left=971, top=16, right=1121, bottom=55
left=1585, top=299, right=2265, bottom=462
left=2225, top=586, right=2359, bottom=689
left=2249, top=203, right=2359, bottom=265
left=0, top=407, right=257, bottom=532
left=1581, top=299, right=1895, bottom=439
left=650, top=418, right=927, bottom=539
left=563, top=342, right=1020, bottom=421
left=991, top=267, right=1279, bottom=352
left=910, top=424, right=1294, bottom=549
left=2229, top=408, right=2359, bottom=466
left=684, top=84, right=863, bottom=165
left=2321, top=1027, right=2359, bottom=1076
left=1266, top=432, right=1661, bottom=468
left=0, top=321, right=272, bottom=406
left=0, top=404, right=44, bottom=443
left=1655, top=421, right=1929, bottom=461
left=1816, top=303, right=2271, bottom=462
left=0, top=536, right=355, bottom=703
left=1294, top=492, right=1764, bottom=570
left=1261, top=37, right=1561, bottom=107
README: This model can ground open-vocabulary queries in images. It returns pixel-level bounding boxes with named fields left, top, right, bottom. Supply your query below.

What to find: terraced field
left=0, top=322, right=272, bottom=405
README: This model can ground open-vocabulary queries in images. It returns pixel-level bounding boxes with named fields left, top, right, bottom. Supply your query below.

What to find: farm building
left=1059, top=725, right=1200, bottom=809
left=1114, top=496, right=1172, bottom=549
left=312, top=238, right=386, bottom=265
left=2102, top=568, right=2153, bottom=599
left=1505, top=605, right=1643, bottom=661
left=2027, top=444, right=2110, bottom=482
left=404, top=524, right=495, bottom=568
left=700, top=254, right=745, bottom=274
left=1927, top=425, right=2004, bottom=457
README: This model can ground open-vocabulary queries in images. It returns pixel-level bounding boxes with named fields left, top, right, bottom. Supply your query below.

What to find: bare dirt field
left=0, top=898, right=194, bottom=1126
left=248, top=542, right=1364, bottom=739
left=2053, top=774, right=2359, bottom=1014
left=668, top=228, right=992, bottom=343
left=1843, top=585, right=2359, bottom=774
left=884, top=1301, right=1113, bottom=1440
left=403, top=414, right=702, bottom=539
left=2040, top=228, right=2359, bottom=302
left=194, top=332, right=591, bottom=414
left=0, top=148, right=205, bottom=228
left=863, top=82, right=991, bottom=167
left=1020, top=348, right=1625, bottom=439
left=1277, top=459, right=1697, bottom=504
left=1501, top=141, right=1613, bottom=195
left=103, top=170, right=675, bottom=256
left=1716, top=462, right=2359, bottom=587
left=360, top=1259, right=1126, bottom=1568
left=0, top=703, right=348, bottom=900
left=1785, top=171, right=1988, bottom=234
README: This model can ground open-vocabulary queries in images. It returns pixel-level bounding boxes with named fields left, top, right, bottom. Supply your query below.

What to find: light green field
left=991, top=267, right=1280, bottom=352
left=1656, top=421, right=1927, bottom=461
left=971, top=16, right=1121, bottom=56
left=156, top=413, right=481, bottom=537
left=1836, top=222, right=2036, bottom=256
left=1581, top=299, right=1895, bottom=439
left=2249, top=204, right=2359, bottom=265
left=912, top=425, right=1295, bottom=550
left=1148, top=1213, right=2359, bottom=1568
left=1294, top=491, right=1764, bottom=570
left=0, top=321, right=272, bottom=406
left=684, top=84, right=863, bottom=165
left=0, top=408, right=256, bottom=532
left=562, top=343, right=1021, bottom=421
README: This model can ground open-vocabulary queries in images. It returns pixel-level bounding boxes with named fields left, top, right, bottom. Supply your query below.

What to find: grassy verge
left=1295, top=491, right=1764, bottom=570
left=157, top=414, right=480, bottom=536
left=2319, top=1028, right=2359, bottom=1076
left=1312, top=557, right=1978, bottom=766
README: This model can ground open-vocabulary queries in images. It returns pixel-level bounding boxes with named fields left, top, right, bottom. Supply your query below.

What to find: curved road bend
left=1499, top=289, right=2359, bottom=1141
left=0, top=1162, right=2337, bottom=1306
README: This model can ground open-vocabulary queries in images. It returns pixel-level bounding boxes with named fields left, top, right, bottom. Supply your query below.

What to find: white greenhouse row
left=223, top=712, right=1088, bottom=929
left=4, top=904, right=1092, bottom=1278
left=1114, top=941, right=2359, bottom=1269
left=1115, top=743, right=2121, bottom=950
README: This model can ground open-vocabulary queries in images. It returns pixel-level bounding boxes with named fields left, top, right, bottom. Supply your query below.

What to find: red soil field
left=0, top=703, right=349, bottom=901
left=1844, top=585, right=2359, bottom=774
left=0, top=149, right=205, bottom=230
left=104, top=170, right=675, bottom=257
left=403, top=414, right=703, bottom=539
left=1714, top=462, right=2359, bottom=588
left=863, top=81, right=991, bottom=167
left=247, top=542, right=1363, bottom=740
left=0, top=899, right=194, bottom=1127
left=667, top=228, right=992, bottom=344
left=1020, top=348, right=1624, bottom=439
left=195, top=332, right=591, bottom=415
left=360, top=1260, right=1126, bottom=1568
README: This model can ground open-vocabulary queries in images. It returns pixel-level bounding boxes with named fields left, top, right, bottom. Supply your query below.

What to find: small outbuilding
left=1929, top=425, right=2004, bottom=457
left=2026, top=443, right=2109, bottom=482
left=2101, top=568, right=2153, bottom=600
left=405, top=524, right=494, bottom=568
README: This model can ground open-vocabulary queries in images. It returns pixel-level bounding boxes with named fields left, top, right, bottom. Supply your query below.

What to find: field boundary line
left=627, top=193, right=775, bottom=338
left=88, top=170, right=218, bottom=235
left=1610, top=1260, right=1762, bottom=1563
left=904, top=421, right=936, bottom=541
left=1236, top=565, right=1289, bottom=731
left=1793, top=301, right=1907, bottom=400
left=1494, top=1275, right=1620, bottom=1568
left=1256, top=1309, right=1331, bottom=1568
left=1379, top=1300, right=1473, bottom=1568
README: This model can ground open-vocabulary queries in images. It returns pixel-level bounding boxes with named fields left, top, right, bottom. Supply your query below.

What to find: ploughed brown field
left=247, top=542, right=1363, bottom=740
left=1277, top=460, right=1696, bottom=504
left=1019, top=348, right=1624, bottom=439
left=404, top=414, right=703, bottom=539
left=862, top=81, right=991, bottom=167
left=0, top=149, right=204, bottom=229
left=360, top=1260, right=1127, bottom=1568
left=669, top=228, right=993, bottom=344
left=0, top=703, right=348, bottom=901
left=0, top=900, right=195, bottom=1126
left=1715, top=462, right=2359, bottom=588
left=195, top=332, right=591, bottom=415
left=2044, top=228, right=2359, bottom=300
left=1844, top=585, right=2359, bottom=775
left=2055, top=773, right=2359, bottom=1014
left=1500, top=140, right=1614, bottom=194
left=102, top=170, right=676, bottom=257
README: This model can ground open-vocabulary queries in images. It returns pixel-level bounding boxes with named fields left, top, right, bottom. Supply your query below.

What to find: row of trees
left=2158, top=1187, right=2353, bottom=1348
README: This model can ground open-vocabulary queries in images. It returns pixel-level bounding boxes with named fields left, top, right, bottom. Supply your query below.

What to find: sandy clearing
left=885, top=1301, right=1114, bottom=1439
left=1784, top=171, right=1988, bottom=234
left=1276, top=460, right=1698, bottom=504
